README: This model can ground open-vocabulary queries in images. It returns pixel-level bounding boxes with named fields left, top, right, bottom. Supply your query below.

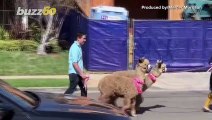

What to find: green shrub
left=29, top=23, right=41, bottom=43
left=46, top=39, right=61, bottom=53
left=19, top=40, right=39, bottom=52
left=0, top=40, right=38, bottom=52
left=0, top=40, right=21, bottom=51
left=0, top=26, right=10, bottom=40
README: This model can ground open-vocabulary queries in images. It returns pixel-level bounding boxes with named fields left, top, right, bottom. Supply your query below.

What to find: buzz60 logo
left=16, top=6, right=56, bottom=16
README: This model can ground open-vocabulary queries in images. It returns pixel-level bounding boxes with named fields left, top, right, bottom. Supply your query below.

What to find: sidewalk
left=153, top=72, right=211, bottom=91
left=0, top=72, right=211, bottom=91
left=91, top=72, right=211, bottom=91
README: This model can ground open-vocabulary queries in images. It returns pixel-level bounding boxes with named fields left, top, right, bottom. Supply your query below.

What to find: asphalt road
left=80, top=90, right=212, bottom=120
left=29, top=88, right=212, bottom=120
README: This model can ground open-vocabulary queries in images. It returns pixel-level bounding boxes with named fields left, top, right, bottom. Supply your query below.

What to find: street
left=28, top=87, right=212, bottom=120
left=76, top=90, right=212, bottom=120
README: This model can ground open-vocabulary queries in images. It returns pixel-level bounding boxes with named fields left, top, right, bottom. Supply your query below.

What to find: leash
left=207, top=66, right=212, bottom=72
left=84, top=75, right=89, bottom=90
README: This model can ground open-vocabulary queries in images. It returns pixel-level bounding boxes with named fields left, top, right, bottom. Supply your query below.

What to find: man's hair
left=77, top=32, right=86, bottom=39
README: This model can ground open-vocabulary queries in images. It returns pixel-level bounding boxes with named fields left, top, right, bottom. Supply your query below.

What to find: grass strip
left=0, top=51, right=68, bottom=75
left=4, top=79, right=69, bottom=87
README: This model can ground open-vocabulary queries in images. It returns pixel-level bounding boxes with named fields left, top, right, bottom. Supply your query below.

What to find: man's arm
left=73, top=63, right=87, bottom=79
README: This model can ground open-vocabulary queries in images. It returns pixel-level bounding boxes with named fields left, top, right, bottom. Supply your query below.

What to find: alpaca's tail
left=97, top=79, right=104, bottom=102
left=98, top=78, right=104, bottom=92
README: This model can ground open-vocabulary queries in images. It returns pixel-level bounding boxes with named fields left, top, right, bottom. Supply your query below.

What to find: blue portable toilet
left=90, top=6, right=128, bottom=20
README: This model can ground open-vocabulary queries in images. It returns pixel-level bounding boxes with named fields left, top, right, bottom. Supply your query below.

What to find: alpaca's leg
left=122, top=97, right=131, bottom=114
left=110, top=96, right=118, bottom=106
left=99, top=93, right=112, bottom=104
left=98, top=92, right=103, bottom=102
left=130, top=98, right=137, bottom=117
left=135, top=94, right=144, bottom=111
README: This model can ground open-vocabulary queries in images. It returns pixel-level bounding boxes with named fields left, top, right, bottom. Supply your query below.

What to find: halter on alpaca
left=133, top=77, right=144, bottom=94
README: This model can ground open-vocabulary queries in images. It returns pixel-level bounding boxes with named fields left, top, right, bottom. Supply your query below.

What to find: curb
left=2, top=72, right=211, bottom=91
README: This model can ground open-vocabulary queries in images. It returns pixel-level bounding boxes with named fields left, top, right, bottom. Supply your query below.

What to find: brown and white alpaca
left=136, top=60, right=167, bottom=109
left=113, top=60, right=167, bottom=112
left=98, top=58, right=151, bottom=116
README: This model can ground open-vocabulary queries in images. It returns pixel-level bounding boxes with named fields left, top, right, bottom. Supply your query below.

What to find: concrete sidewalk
left=153, top=72, right=211, bottom=91
left=88, top=72, right=211, bottom=91
left=0, top=72, right=211, bottom=91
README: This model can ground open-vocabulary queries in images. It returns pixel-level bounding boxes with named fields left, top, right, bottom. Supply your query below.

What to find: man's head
left=77, top=33, right=86, bottom=45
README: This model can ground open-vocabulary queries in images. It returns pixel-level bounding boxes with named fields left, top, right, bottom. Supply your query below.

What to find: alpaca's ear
left=139, top=57, right=145, bottom=63
left=158, top=62, right=162, bottom=68
left=159, top=60, right=163, bottom=64
left=156, top=59, right=163, bottom=68
left=157, top=59, right=163, bottom=63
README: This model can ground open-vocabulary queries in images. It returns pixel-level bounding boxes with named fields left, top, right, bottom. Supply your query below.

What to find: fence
left=84, top=20, right=128, bottom=71
left=133, top=20, right=212, bottom=72
left=61, top=16, right=212, bottom=72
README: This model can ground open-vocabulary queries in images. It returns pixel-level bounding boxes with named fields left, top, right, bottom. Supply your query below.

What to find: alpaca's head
left=155, top=60, right=167, bottom=73
left=149, top=60, right=167, bottom=78
left=136, top=57, right=151, bottom=73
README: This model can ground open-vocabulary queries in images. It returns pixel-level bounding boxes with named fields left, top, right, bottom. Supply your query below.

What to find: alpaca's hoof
left=130, top=111, right=137, bottom=117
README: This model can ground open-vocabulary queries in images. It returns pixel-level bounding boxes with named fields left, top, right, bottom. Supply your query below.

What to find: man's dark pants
left=64, top=73, right=87, bottom=97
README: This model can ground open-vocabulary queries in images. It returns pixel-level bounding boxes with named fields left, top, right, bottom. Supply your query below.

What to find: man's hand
left=80, top=74, right=89, bottom=88
left=73, top=63, right=87, bottom=79
left=80, top=74, right=89, bottom=80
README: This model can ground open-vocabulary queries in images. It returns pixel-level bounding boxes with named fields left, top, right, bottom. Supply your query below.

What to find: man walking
left=64, top=32, right=88, bottom=97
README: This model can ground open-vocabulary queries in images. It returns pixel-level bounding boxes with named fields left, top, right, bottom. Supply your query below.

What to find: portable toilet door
left=90, top=6, right=129, bottom=20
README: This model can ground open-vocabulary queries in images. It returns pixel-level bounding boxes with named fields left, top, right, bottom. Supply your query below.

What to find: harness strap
left=148, top=73, right=157, bottom=83
left=133, top=78, right=144, bottom=94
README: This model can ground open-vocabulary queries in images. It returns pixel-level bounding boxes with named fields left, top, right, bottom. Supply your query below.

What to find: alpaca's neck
left=150, top=67, right=162, bottom=78
left=143, top=67, right=162, bottom=92
left=135, top=67, right=146, bottom=80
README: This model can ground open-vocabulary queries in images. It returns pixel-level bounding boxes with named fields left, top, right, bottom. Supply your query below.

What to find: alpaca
left=136, top=60, right=167, bottom=108
left=98, top=58, right=151, bottom=116
left=113, top=60, right=167, bottom=111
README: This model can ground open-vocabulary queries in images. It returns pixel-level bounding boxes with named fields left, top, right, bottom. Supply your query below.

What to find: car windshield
left=0, top=80, right=38, bottom=107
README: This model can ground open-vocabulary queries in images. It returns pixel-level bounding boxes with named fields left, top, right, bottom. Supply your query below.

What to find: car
left=0, top=79, right=131, bottom=120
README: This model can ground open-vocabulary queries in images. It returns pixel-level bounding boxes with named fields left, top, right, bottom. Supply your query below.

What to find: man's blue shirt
left=69, top=41, right=83, bottom=74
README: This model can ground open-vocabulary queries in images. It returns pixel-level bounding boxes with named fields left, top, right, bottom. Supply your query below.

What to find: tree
left=15, top=0, right=85, bottom=55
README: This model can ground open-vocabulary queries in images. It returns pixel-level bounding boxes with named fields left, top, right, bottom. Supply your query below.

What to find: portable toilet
left=90, top=6, right=128, bottom=20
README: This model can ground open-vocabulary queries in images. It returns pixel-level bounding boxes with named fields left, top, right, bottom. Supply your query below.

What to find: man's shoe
left=202, top=106, right=212, bottom=112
